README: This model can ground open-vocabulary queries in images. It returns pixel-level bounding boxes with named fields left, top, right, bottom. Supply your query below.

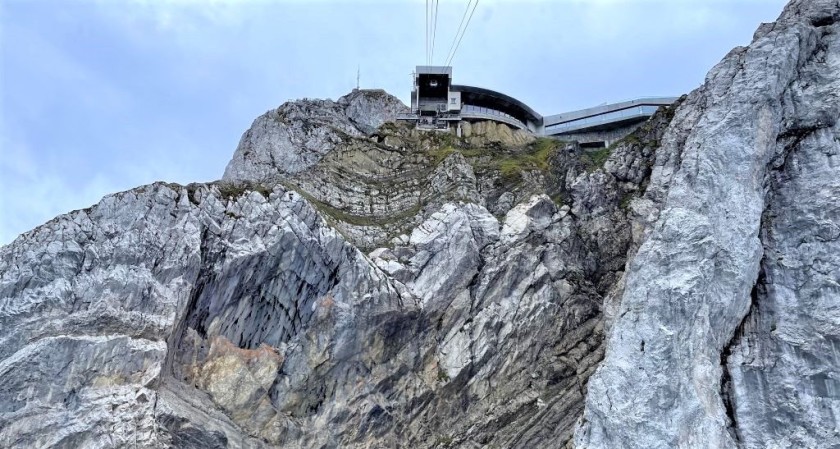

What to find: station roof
left=416, top=65, right=452, bottom=76
left=451, top=85, right=543, bottom=126
left=543, top=97, right=678, bottom=126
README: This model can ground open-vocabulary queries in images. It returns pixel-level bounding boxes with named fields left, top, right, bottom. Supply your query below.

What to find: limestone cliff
left=1, top=0, right=838, bottom=448
left=577, top=0, right=840, bottom=447
left=222, top=89, right=409, bottom=182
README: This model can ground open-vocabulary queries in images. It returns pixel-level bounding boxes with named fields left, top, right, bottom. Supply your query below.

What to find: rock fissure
left=720, top=271, right=764, bottom=447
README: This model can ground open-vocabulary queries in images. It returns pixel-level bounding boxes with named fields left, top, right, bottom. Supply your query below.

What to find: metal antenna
left=356, top=66, right=360, bottom=90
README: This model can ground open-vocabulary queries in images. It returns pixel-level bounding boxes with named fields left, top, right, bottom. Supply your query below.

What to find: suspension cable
left=430, top=0, right=439, bottom=64
left=425, top=0, right=429, bottom=65
left=445, top=0, right=478, bottom=67
left=444, top=0, right=473, bottom=67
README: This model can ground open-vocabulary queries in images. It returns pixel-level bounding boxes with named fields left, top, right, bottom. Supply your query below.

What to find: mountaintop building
left=397, top=65, right=678, bottom=148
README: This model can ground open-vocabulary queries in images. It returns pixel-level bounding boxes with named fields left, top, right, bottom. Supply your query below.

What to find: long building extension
left=397, top=65, right=678, bottom=147
left=542, top=97, right=677, bottom=147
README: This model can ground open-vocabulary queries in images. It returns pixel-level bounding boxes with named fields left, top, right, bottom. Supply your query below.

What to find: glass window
left=546, top=105, right=661, bottom=133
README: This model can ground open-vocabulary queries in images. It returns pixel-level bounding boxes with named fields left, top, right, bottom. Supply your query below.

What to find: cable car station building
left=398, top=65, right=677, bottom=148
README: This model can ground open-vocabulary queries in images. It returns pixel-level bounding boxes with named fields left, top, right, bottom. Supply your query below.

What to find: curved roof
left=543, top=97, right=678, bottom=126
left=451, top=85, right=543, bottom=126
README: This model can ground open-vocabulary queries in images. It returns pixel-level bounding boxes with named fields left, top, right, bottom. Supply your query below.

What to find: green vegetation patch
left=620, top=193, right=635, bottom=211
left=498, top=159, right=524, bottom=181
left=428, top=146, right=458, bottom=164
left=490, top=137, right=559, bottom=182
left=620, top=133, right=642, bottom=147
left=531, top=137, right=559, bottom=167
left=503, top=138, right=555, bottom=168
left=580, top=146, right=612, bottom=172
left=427, top=136, right=560, bottom=180
left=427, top=145, right=497, bottom=166
left=215, top=181, right=273, bottom=200
left=437, top=367, right=450, bottom=382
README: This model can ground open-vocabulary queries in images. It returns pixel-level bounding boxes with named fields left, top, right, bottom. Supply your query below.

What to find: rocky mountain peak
left=1, top=0, right=838, bottom=448
left=222, top=89, right=407, bottom=182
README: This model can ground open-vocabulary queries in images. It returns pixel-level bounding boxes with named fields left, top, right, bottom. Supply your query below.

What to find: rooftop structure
left=453, top=85, right=543, bottom=133
left=543, top=97, right=678, bottom=146
left=397, top=65, right=678, bottom=146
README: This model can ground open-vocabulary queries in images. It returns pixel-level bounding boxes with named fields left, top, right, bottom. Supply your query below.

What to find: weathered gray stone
left=222, top=90, right=407, bottom=182
left=576, top=1, right=840, bottom=447
left=2, top=1, right=838, bottom=447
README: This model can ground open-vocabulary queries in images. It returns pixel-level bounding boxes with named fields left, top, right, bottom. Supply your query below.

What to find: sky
left=0, top=0, right=789, bottom=245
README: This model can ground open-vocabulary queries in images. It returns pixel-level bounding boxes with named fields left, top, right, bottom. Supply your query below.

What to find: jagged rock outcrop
left=576, top=0, right=840, bottom=447
left=223, top=89, right=408, bottom=182
left=0, top=183, right=412, bottom=448
left=1, top=0, right=838, bottom=447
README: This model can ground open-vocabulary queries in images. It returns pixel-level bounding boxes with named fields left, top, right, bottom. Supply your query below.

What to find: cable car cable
left=446, top=0, right=478, bottom=67
left=425, top=0, right=429, bottom=64
left=431, top=0, right=439, bottom=64
left=444, top=0, right=473, bottom=67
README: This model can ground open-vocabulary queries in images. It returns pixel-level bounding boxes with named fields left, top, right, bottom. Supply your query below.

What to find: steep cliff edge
left=1, top=0, right=838, bottom=448
left=576, top=0, right=840, bottom=447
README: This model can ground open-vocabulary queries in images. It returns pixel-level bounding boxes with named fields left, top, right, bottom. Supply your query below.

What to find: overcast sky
left=1, top=0, right=789, bottom=245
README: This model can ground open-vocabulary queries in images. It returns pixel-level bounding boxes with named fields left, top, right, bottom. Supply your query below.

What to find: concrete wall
left=548, top=121, right=644, bottom=146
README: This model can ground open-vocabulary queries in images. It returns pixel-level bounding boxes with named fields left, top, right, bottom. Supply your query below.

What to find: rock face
left=222, top=89, right=408, bottom=182
left=0, top=89, right=658, bottom=447
left=576, top=0, right=840, bottom=448
left=0, top=183, right=409, bottom=448
left=1, top=1, right=839, bottom=448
